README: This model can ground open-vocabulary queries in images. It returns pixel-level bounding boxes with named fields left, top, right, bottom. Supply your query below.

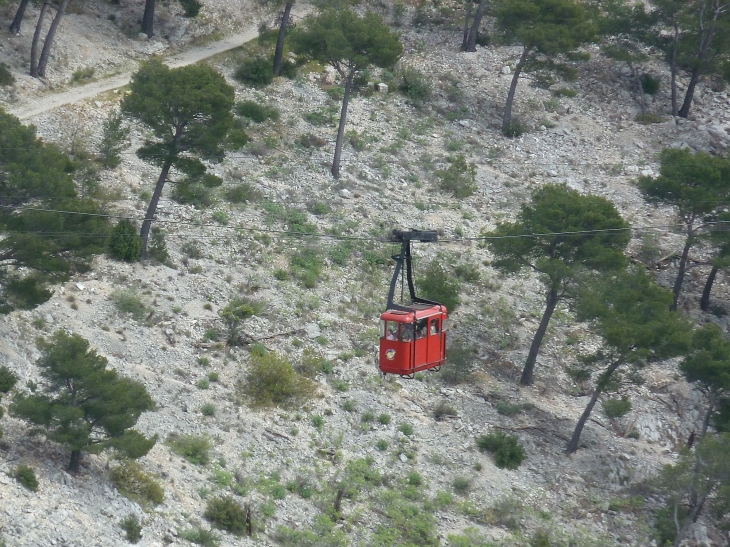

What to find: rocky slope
left=1, top=1, right=730, bottom=546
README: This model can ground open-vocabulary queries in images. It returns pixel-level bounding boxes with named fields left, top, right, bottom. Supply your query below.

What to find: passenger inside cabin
left=386, top=322, right=398, bottom=340
left=416, top=319, right=427, bottom=339
left=400, top=324, right=413, bottom=342
left=430, top=319, right=439, bottom=335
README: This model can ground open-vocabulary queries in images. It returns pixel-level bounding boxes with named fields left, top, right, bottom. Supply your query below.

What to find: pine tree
left=290, top=9, right=402, bottom=179
left=11, top=331, right=156, bottom=472
left=483, top=183, right=630, bottom=385
left=121, top=60, right=235, bottom=258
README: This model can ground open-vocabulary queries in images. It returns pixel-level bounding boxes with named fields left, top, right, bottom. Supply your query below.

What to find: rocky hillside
left=1, top=0, right=730, bottom=546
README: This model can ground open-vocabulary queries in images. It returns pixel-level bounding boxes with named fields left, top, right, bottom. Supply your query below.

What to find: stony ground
left=1, top=1, right=730, bottom=546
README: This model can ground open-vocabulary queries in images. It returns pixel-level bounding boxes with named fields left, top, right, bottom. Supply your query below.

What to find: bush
left=0, top=64, right=15, bottom=87
left=552, top=87, right=577, bottom=98
left=99, top=110, right=129, bottom=168
left=240, top=351, right=317, bottom=408
left=148, top=227, right=170, bottom=264
left=226, top=182, right=263, bottom=204
left=0, top=366, right=18, bottom=393
left=397, top=67, right=432, bottom=106
left=235, top=57, right=274, bottom=88
left=640, top=73, right=661, bottom=95
left=296, top=133, right=327, bottom=148
left=204, top=496, right=249, bottom=536
left=451, top=476, right=472, bottom=495
left=166, top=433, right=212, bottom=465
left=172, top=181, right=214, bottom=208
left=289, top=247, right=324, bottom=288
left=602, top=396, right=632, bottom=419
left=201, top=403, right=216, bottom=416
left=635, top=113, right=664, bottom=124
left=120, top=514, right=142, bottom=543
left=108, top=219, right=142, bottom=261
left=14, top=465, right=39, bottom=492
left=220, top=297, right=261, bottom=345
left=179, top=528, right=221, bottom=546
left=110, top=460, right=164, bottom=505
left=441, top=341, right=476, bottom=384
left=434, top=401, right=457, bottom=420
left=503, top=118, right=527, bottom=138
left=476, top=432, right=526, bottom=470
left=416, top=262, right=461, bottom=312
left=399, top=423, right=414, bottom=436
left=436, top=155, right=477, bottom=198
left=235, top=100, right=280, bottom=123
left=111, top=290, right=150, bottom=322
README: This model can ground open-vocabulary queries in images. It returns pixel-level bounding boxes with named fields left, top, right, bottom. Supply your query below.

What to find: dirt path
left=8, top=4, right=312, bottom=121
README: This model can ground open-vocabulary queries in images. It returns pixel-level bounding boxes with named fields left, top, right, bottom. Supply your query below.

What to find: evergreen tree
left=291, top=9, right=402, bottom=179
left=700, top=211, right=730, bottom=312
left=98, top=110, right=129, bottom=169
left=681, top=323, right=730, bottom=438
left=0, top=109, right=109, bottom=313
left=656, top=433, right=730, bottom=546
left=494, top=0, right=597, bottom=135
left=637, top=148, right=730, bottom=311
left=121, top=60, right=235, bottom=258
left=0, top=365, right=19, bottom=439
left=483, top=183, right=630, bottom=385
left=11, top=331, right=156, bottom=472
left=566, top=267, right=692, bottom=453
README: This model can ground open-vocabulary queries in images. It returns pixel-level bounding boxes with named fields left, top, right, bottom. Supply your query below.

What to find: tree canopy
left=493, top=0, right=597, bottom=134
left=291, top=9, right=402, bottom=178
left=121, top=60, right=235, bottom=257
left=637, top=148, right=730, bottom=310
left=11, top=331, right=157, bottom=472
left=0, top=109, right=109, bottom=313
left=484, top=183, right=630, bottom=385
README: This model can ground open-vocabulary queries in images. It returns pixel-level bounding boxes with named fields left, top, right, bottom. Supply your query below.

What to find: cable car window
left=385, top=321, right=398, bottom=340
left=416, top=319, right=427, bottom=339
left=430, top=318, right=440, bottom=335
left=400, top=324, right=414, bottom=342
left=379, top=319, right=386, bottom=339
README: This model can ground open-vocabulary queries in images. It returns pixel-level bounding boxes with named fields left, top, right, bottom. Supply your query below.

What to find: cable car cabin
left=378, top=229, right=448, bottom=377
left=379, top=304, right=447, bottom=376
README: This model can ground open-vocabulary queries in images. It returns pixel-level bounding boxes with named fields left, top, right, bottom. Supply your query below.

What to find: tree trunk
left=502, top=46, right=532, bottom=136
left=670, top=21, right=679, bottom=117
left=465, top=0, right=486, bottom=52
left=521, top=287, right=558, bottom=386
left=37, top=0, right=70, bottom=78
left=566, top=360, right=622, bottom=454
left=673, top=494, right=708, bottom=547
left=30, top=3, right=50, bottom=78
left=700, top=264, right=719, bottom=311
left=68, top=449, right=81, bottom=472
left=140, top=159, right=173, bottom=259
left=677, top=67, right=701, bottom=118
left=671, top=227, right=694, bottom=311
left=9, top=0, right=31, bottom=34
left=273, top=0, right=294, bottom=76
left=699, top=392, right=716, bottom=438
left=331, top=71, right=353, bottom=180
left=461, top=0, right=472, bottom=51
left=629, top=62, right=647, bottom=115
left=141, top=0, right=155, bottom=38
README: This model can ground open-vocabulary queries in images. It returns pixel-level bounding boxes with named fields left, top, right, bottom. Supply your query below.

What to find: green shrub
left=451, top=476, right=472, bottom=495
left=635, top=113, right=664, bottom=124
left=311, top=415, right=325, bottom=431
left=201, top=403, right=216, bottom=416
left=0, top=366, right=18, bottom=393
left=485, top=496, right=523, bottom=530
left=476, top=432, right=526, bottom=470
left=275, top=515, right=347, bottom=547
left=441, top=340, right=476, bottom=384
left=197, top=379, right=210, bottom=389
left=226, top=183, right=263, bottom=204
left=172, top=181, right=214, bottom=208
left=14, top=465, right=39, bottom=492
left=179, top=527, right=221, bottom=546
left=454, top=262, right=480, bottom=283
left=303, top=107, right=337, bottom=126
left=240, top=351, right=317, bottom=408
left=0, top=63, right=15, bottom=87
left=416, top=262, right=461, bottom=312
left=166, top=433, right=212, bottom=465
left=552, top=87, right=577, bottom=97
left=375, top=439, right=388, bottom=451
left=496, top=402, right=526, bottom=416
left=378, top=413, right=391, bottom=425
left=99, top=110, right=129, bottom=168
left=640, top=74, right=661, bottom=95
left=220, top=297, right=261, bottom=345
left=148, top=227, right=170, bottom=264
left=204, top=496, right=249, bottom=536
left=436, top=155, right=477, bottom=198
left=434, top=401, right=457, bottom=420
left=371, top=490, right=439, bottom=547
left=120, top=514, right=142, bottom=543
left=71, top=67, right=95, bottom=82
left=289, top=247, right=324, bottom=288
left=111, top=290, right=150, bottom=322
left=407, top=471, right=423, bottom=486
left=235, top=57, right=274, bottom=87
left=503, top=118, right=528, bottom=138
left=399, top=423, right=414, bottom=436
left=235, top=100, right=280, bottom=123
left=397, top=67, right=432, bottom=106
left=602, top=396, right=632, bottom=419
left=108, top=219, right=142, bottom=261
left=182, top=241, right=204, bottom=259
left=296, top=133, right=327, bottom=148
left=110, top=460, right=164, bottom=505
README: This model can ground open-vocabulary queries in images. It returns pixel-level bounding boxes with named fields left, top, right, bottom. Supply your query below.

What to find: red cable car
left=378, top=230, right=447, bottom=377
